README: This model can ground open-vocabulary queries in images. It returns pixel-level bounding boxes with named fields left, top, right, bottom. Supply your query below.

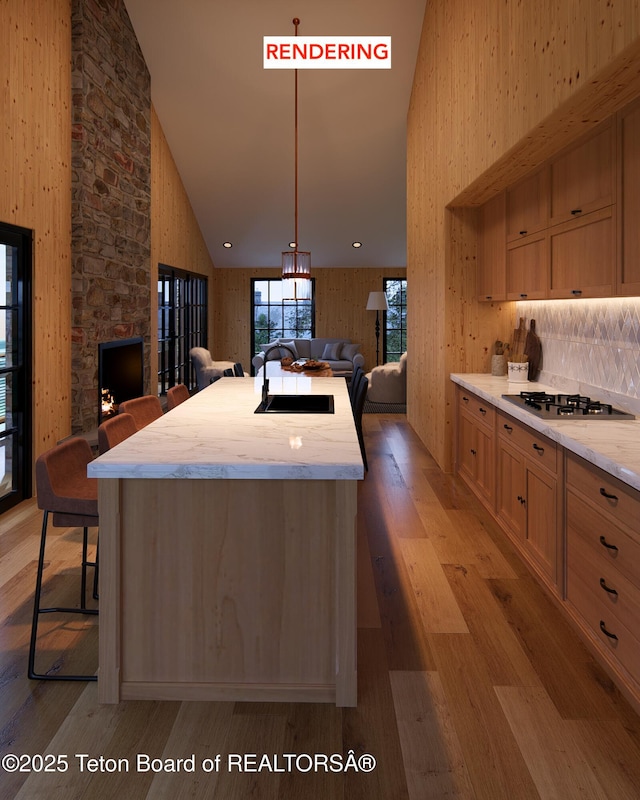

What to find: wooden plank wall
left=150, top=106, right=216, bottom=382
left=407, top=0, right=640, bottom=471
left=212, top=267, right=406, bottom=372
left=0, top=0, right=72, bottom=458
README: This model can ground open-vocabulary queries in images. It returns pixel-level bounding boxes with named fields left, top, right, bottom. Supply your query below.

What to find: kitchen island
left=88, top=376, right=364, bottom=706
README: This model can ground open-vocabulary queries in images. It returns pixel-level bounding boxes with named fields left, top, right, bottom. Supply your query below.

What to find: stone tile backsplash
left=515, top=298, right=640, bottom=414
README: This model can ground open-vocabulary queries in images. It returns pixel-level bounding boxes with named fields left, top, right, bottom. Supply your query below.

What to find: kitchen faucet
left=261, top=343, right=298, bottom=407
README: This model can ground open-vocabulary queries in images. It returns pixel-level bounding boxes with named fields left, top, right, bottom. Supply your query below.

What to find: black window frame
left=250, top=278, right=316, bottom=374
left=157, top=264, right=208, bottom=394
left=0, top=221, right=33, bottom=514
left=382, top=277, right=407, bottom=363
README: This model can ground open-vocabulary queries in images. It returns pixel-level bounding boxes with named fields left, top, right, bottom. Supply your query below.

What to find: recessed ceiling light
left=223, top=242, right=233, bottom=248
left=352, top=241, right=362, bottom=248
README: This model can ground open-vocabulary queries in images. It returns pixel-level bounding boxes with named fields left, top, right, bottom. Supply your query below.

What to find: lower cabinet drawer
left=566, top=569, right=640, bottom=682
left=567, top=521, right=640, bottom=636
left=458, top=391, right=495, bottom=428
left=566, top=488, right=640, bottom=587
left=567, top=453, right=640, bottom=533
left=498, top=411, right=557, bottom=474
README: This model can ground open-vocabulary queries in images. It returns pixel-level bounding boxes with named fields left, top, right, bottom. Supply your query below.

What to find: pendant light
left=281, top=17, right=311, bottom=301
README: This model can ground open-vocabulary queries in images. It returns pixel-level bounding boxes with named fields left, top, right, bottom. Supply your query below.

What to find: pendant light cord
left=293, top=17, right=299, bottom=252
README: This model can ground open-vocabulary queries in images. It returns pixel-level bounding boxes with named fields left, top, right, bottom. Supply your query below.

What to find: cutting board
left=524, top=319, right=542, bottom=381
left=512, top=317, right=526, bottom=357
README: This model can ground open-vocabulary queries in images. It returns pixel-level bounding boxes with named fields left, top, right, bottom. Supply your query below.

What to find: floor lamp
left=366, top=291, right=389, bottom=366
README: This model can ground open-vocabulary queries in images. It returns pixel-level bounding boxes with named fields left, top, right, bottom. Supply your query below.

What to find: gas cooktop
left=502, top=391, right=636, bottom=420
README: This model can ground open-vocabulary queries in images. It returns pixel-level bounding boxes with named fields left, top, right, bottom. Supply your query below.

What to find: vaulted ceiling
left=124, top=0, right=426, bottom=268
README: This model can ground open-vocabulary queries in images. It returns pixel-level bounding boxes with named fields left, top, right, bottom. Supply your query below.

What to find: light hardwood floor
left=1, top=414, right=639, bottom=799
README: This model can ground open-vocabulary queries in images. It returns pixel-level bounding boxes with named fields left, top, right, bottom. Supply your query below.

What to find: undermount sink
left=255, top=394, right=335, bottom=414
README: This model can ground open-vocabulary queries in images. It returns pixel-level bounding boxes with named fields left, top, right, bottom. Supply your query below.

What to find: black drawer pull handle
left=532, top=443, right=544, bottom=454
left=519, top=293, right=528, bottom=298
left=470, top=449, right=477, bottom=456
left=571, top=208, right=582, bottom=215
left=485, top=295, right=493, bottom=300
left=571, top=289, right=582, bottom=295
left=503, top=424, right=513, bottom=432
left=599, top=535, right=619, bottom=552
left=599, top=487, right=618, bottom=502
left=599, top=578, right=618, bottom=597
left=599, top=620, right=618, bottom=641
left=519, top=230, right=527, bottom=236
left=463, top=396, right=469, bottom=403
left=479, top=407, right=487, bottom=415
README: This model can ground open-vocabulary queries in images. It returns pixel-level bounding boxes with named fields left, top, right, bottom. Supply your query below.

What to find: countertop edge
left=451, top=373, right=640, bottom=492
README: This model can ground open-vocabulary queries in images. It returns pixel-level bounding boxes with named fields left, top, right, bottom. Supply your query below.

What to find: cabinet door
left=506, top=233, right=549, bottom=299
left=524, top=464, right=557, bottom=583
left=478, top=193, right=506, bottom=301
left=458, top=409, right=477, bottom=484
left=549, top=206, right=615, bottom=298
left=475, top=422, right=495, bottom=508
left=497, top=440, right=525, bottom=539
left=618, top=98, right=640, bottom=294
left=550, top=122, right=615, bottom=225
left=507, top=168, right=549, bottom=241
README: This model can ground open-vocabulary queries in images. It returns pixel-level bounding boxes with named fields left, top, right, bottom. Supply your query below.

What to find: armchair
left=365, top=352, right=407, bottom=404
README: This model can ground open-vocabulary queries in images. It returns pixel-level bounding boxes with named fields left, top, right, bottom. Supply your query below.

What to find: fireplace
left=98, top=337, right=144, bottom=424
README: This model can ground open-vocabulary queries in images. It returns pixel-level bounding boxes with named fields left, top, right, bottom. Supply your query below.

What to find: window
left=251, top=279, right=315, bottom=372
left=0, top=222, right=32, bottom=514
left=157, top=265, right=208, bottom=394
left=383, top=278, right=407, bottom=363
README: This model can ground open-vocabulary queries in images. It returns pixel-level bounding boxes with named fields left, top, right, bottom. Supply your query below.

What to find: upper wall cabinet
left=549, top=121, right=615, bottom=226
left=506, top=168, right=549, bottom=242
left=618, top=98, right=640, bottom=295
left=549, top=206, right=615, bottom=298
left=477, top=192, right=506, bottom=301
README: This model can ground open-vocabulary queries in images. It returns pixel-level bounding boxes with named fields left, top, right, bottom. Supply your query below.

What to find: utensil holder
left=507, top=361, right=529, bottom=383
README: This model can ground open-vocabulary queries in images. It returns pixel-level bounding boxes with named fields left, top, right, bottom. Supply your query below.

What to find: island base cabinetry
left=565, top=454, right=640, bottom=708
left=98, top=477, right=357, bottom=707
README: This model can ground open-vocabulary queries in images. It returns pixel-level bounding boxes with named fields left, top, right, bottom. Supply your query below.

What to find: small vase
left=491, top=354, right=506, bottom=376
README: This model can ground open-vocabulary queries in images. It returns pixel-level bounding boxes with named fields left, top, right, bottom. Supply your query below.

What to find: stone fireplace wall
left=71, top=0, right=151, bottom=433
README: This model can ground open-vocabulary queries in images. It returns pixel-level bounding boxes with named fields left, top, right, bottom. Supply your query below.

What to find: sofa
left=252, top=337, right=364, bottom=376
left=365, top=351, right=407, bottom=404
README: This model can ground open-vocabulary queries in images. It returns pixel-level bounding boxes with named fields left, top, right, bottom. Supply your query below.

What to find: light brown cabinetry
left=506, top=168, right=549, bottom=241
left=565, top=453, right=640, bottom=700
left=496, top=412, right=560, bottom=588
left=617, top=98, right=640, bottom=294
left=477, top=192, right=506, bottom=301
left=549, top=121, right=615, bottom=226
left=506, top=232, right=548, bottom=300
left=456, top=389, right=495, bottom=510
left=548, top=206, right=615, bottom=298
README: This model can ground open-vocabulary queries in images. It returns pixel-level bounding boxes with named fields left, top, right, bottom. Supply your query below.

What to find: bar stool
left=118, top=395, right=163, bottom=429
left=98, top=412, right=137, bottom=454
left=29, top=437, right=99, bottom=681
left=166, top=384, right=190, bottom=410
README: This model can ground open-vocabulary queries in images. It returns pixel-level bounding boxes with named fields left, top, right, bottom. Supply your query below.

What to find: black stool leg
left=28, top=510, right=98, bottom=682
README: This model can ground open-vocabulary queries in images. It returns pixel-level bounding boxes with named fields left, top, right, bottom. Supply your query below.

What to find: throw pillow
left=264, top=340, right=282, bottom=361
left=341, top=342, right=361, bottom=361
left=278, top=340, right=299, bottom=360
left=321, top=342, right=342, bottom=361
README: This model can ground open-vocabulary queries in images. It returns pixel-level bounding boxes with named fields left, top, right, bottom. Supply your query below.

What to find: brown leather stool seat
left=98, top=412, right=137, bottom=454
left=166, top=384, right=190, bottom=410
left=118, top=395, right=163, bottom=429
left=29, top=437, right=99, bottom=681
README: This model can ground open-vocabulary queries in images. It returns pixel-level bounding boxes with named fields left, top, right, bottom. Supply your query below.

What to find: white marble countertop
left=88, top=376, right=364, bottom=480
left=451, top=373, right=640, bottom=491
